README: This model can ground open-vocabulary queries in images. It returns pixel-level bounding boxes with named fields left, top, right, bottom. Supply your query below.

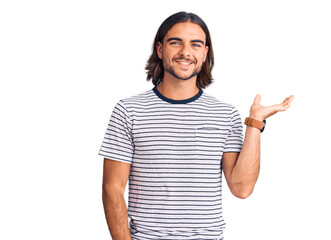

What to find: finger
left=273, top=101, right=288, bottom=111
left=284, top=95, right=294, bottom=106
left=282, top=97, right=289, bottom=104
left=280, top=96, right=294, bottom=110
left=286, top=96, right=294, bottom=107
left=284, top=98, right=290, bottom=105
left=281, top=95, right=294, bottom=106
left=254, top=94, right=261, bottom=105
left=284, top=95, right=294, bottom=103
left=269, top=95, right=294, bottom=113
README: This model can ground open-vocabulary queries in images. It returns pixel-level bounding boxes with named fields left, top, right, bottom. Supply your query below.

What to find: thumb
left=254, top=94, right=261, bottom=104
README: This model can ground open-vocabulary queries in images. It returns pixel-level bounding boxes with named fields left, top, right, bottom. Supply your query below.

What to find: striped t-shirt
left=98, top=86, right=244, bottom=240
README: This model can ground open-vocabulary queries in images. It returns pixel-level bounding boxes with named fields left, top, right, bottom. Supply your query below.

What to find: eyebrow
left=166, top=37, right=205, bottom=45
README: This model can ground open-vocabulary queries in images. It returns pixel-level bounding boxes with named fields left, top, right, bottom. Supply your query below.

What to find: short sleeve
left=223, top=106, right=244, bottom=153
left=98, top=100, right=134, bottom=164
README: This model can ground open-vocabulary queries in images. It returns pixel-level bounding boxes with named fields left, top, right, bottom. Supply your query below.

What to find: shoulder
left=120, top=88, right=153, bottom=104
left=113, top=88, right=157, bottom=118
left=200, top=90, right=236, bottom=111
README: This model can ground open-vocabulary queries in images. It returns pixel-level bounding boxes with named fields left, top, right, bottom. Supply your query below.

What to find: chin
left=175, top=70, right=196, bottom=79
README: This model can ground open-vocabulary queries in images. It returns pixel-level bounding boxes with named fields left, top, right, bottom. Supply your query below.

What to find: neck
left=157, top=73, right=200, bottom=100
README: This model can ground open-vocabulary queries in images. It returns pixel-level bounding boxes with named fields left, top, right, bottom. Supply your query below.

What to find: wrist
left=249, top=114, right=264, bottom=121
left=244, top=117, right=266, bottom=133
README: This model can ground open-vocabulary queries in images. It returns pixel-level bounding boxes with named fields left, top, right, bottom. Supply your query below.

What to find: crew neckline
left=152, top=86, right=203, bottom=104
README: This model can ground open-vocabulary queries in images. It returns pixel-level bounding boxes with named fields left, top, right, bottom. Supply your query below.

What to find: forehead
left=164, top=21, right=206, bottom=42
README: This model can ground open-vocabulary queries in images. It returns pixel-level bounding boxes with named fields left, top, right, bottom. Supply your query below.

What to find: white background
left=1, top=0, right=330, bottom=239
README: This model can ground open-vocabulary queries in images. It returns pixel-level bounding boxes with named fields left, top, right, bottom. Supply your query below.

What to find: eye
left=192, top=43, right=202, bottom=48
left=170, top=41, right=180, bottom=45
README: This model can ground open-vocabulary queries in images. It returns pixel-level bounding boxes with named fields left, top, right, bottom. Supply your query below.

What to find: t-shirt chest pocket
left=195, top=126, right=229, bottom=157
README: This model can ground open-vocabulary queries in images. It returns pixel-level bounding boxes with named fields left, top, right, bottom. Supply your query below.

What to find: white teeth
left=178, top=61, right=190, bottom=65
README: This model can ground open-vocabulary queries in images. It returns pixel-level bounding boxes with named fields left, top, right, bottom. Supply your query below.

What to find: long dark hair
left=145, top=11, right=214, bottom=89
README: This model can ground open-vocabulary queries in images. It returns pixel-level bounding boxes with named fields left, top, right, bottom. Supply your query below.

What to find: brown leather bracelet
left=244, top=117, right=266, bottom=132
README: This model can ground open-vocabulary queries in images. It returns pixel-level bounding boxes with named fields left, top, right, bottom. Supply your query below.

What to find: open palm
left=250, top=94, right=294, bottom=121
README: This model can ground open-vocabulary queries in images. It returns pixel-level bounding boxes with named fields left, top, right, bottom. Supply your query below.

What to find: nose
left=179, top=42, right=191, bottom=58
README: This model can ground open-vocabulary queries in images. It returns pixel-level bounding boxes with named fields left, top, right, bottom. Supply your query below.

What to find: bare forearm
left=228, top=93, right=294, bottom=198
left=230, top=124, right=261, bottom=198
left=102, top=191, right=132, bottom=240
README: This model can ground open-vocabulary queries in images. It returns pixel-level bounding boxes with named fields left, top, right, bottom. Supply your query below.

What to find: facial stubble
left=162, top=57, right=203, bottom=81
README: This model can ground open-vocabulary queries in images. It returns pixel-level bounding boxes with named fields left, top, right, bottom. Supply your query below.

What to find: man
left=99, top=12, right=294, bottom=240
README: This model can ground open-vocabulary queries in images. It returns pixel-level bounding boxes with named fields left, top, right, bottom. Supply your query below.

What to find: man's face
left=156, top=21, right=209, bottom=81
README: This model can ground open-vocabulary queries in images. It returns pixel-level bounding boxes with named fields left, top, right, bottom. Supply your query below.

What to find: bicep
left=102, top=158, right=131, bottom=194
left=222, top=152, right=240, bottom=184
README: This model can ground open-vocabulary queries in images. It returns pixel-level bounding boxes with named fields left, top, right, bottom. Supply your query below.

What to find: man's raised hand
left=249, top=94, right=294, bottom=121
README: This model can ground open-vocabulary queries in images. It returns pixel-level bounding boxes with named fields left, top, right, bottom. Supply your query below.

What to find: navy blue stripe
left=153, top=86, right=203, bottom=104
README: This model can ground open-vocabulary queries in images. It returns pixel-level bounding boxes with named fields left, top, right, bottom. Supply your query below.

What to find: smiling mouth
left=175, top=60, right=193, bottom=66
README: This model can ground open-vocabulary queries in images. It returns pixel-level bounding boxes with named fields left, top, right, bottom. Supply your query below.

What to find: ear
left=156, top=42, right=163, bottom=59
left=203, top=46, right=209, bottom=63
